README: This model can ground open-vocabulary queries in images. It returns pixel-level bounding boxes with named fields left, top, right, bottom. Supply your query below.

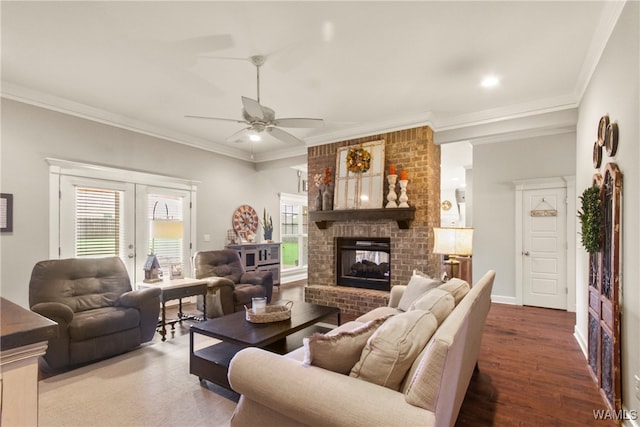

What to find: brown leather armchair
left=29, top=257, right=161, bottom=370
left=193, top=249, right=273, bottom=317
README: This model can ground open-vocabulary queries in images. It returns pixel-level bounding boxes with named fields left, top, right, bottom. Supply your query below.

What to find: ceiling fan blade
left=184, top=115, right=248, bottom=124
left=241, top=96, right=265, bottom=120
left=273, top=118, right=324, bottom=128
left=226, top=127, right=252, bottom=143
left=267, top=127, right=304, bottom=145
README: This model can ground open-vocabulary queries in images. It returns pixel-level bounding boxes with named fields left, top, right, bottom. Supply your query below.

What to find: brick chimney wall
left=307, top=126, right=441, bottom=303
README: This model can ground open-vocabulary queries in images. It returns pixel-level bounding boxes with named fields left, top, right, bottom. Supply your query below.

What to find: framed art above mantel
left=333, top=139, right=385, bottom=210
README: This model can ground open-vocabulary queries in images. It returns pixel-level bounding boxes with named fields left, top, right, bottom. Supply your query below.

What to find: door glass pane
left=148, top=194, right=184, bottom=277
left=75, top=187, right=122, bottom=257
left=280, top=198, right=308, bottom=271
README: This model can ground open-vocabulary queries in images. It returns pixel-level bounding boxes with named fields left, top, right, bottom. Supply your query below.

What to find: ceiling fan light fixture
left=481, top=75, right=500, bottom=88
left=249, top=132, right=261, bottom=142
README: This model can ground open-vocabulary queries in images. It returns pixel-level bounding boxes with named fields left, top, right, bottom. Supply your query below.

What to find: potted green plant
left=262, top=208, right=273, bottom=242
left=577, top=186, right=602, bottom=254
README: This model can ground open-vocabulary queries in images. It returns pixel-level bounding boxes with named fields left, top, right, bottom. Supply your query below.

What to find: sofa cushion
left=355, top=306, right=399, bottom=323
left=397, top=274, right=441, bottom=312
left=68, top=306, right=140, bottom=341
left=350, top=310, right=438, bottom=390
left=409, top=288, right=455, bottom=325
left=438, top=278, right=470, bottom=305
left=302, top=315, right=391, bottom=374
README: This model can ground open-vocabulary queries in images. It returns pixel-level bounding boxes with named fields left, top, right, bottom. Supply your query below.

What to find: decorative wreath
left=346, top=146, right=372, bottom=173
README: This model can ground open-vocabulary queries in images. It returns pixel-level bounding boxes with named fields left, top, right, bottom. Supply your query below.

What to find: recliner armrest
left=204, top=276, right=236, bottom=290
left=118, top=287, right=161, bottom=308
left=31, top=301, right=74, bottom=324
left=239, top=270, right=271, bottom=286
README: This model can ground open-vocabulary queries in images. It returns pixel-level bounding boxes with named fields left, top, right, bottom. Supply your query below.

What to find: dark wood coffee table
left=189, top=301, right=340, bottom=390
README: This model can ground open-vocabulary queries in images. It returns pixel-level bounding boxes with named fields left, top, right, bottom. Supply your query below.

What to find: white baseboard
left=490, top=295, right=518, bottom=305
left=574, top=326, right=588, bottom=359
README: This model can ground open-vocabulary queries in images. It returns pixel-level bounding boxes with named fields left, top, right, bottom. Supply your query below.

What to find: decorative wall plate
left=593, top=141, right=602, bottom=168
left=232, top=205, right=259, bottom=236
left=598, top=115, right=609, bottom=147
left=605, top=122, right=618, bottom=156
left=441, top=200, right=452, bottom=211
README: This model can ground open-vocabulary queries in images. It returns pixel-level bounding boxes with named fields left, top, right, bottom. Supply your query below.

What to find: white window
left=279, top=193, right=308, bottom=280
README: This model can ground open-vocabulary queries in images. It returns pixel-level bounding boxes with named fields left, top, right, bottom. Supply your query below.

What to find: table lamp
left=433, top=227, right=473, bottom=280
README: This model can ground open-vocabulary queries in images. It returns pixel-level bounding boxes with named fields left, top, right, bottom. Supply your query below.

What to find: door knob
left=128, top=253, right=134, bottom=259
left=523, top=251, right=530, bottom=256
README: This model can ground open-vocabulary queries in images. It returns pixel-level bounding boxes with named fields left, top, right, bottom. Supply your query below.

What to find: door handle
left=522, top=251, right=530, bottom=256
left=128, top=253, right=135, bottom=259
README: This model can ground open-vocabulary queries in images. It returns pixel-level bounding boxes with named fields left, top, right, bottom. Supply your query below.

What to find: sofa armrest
left=31, top=302, right=74, bottom=325
left=118, top=287, right=161, bottom=308
left=388, top=285, right=407, bottom=308
left=229, top=347, right=433, bottom=427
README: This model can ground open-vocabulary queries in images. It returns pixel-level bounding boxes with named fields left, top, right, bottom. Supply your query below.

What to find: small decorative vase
left=386, top=174, right=398, bottom=208
left=398, top=180, right=410, bottom=207
left=322, top=187, right=333, bottom=211
left=314, top=189, right=323, bottom=211
left=263, top=229, right=273, bottom=242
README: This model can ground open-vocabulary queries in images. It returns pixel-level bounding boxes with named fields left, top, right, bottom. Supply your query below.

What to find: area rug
left=39, top=333, right=237, bottom=427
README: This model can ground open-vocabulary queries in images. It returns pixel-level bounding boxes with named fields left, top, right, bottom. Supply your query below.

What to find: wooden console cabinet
left=226, top=243, right=281, bottom=287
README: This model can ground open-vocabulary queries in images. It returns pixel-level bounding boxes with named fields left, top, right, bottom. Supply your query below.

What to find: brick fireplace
left=305, top=125, right=440, bottom=318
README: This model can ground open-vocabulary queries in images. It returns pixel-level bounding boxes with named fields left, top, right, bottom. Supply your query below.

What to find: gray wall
left=472, top=132, right=576, bottom=300
left=0, top=99, right=304, bottom=307
left=575, top=1, right=639, bottom=415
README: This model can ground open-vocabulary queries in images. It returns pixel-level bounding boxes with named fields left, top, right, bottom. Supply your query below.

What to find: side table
left=138, top=278, right=208, bottom=341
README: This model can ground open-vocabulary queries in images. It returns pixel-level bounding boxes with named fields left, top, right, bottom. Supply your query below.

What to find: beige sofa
left=228, top=270, right=495, bottom=427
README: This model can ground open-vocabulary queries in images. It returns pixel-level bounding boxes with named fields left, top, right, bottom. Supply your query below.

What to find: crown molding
left=573, top=0, right=627, bottom=102
left=1, top=82, right=254, bottom=163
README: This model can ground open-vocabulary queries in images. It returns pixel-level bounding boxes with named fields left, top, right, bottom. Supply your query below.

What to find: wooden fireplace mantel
left=309, top=207, right=416, bottom=229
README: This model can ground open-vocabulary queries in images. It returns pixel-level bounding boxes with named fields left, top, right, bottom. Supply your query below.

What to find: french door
left=52, top=161, right=195, bottom=285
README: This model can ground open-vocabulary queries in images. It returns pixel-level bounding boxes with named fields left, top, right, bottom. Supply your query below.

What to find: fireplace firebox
left=336, top=237, right=391, bottom=291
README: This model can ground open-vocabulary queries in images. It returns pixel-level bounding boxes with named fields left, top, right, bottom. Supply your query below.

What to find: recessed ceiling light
left=249, top=133, right=261, bottom=142
left=481, top=76, right=500, bottom=88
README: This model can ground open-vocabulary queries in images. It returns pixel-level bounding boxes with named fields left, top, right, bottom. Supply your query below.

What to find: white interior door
left=522, top=187, right=567, bottom=309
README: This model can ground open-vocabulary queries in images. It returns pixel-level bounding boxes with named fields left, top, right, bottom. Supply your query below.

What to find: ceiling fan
left=186, top=55, right=324, bottom=145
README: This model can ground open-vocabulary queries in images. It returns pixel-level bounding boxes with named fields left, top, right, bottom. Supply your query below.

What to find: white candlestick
left=398, top=180, right=409, bottom=207
left=386, top=174, right=398, bottom=208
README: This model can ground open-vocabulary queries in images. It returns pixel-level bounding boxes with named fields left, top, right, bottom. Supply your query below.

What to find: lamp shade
left=151, top=219, right=183, bottom=239
left=433, top=227, right=473, bottom=256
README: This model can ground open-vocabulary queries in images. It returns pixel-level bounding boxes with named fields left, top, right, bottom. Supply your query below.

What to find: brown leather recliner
left=29, top=257, right=161, bottom=370
left=193, top=249, right=273, bottom=317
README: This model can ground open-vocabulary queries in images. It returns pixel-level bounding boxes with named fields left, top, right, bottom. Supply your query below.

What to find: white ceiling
left=1, top=1, right=622, bottom=163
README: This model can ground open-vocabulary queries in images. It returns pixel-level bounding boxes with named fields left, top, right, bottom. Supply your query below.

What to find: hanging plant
left=577, top=186, right=602, bottom=254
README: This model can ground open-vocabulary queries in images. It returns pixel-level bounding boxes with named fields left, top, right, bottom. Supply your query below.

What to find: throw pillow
left=302, top=315, right=391, bottom=375
left=438, top=278, right=470, bottom=305
left=397, top=274, right=441, bottom=312
left=350, top=310, right=438, bottom=391
left=408, top=288, right=455, bottom=325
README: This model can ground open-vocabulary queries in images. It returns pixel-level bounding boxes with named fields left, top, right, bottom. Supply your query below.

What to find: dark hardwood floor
left=167, top=282, right=613, bottom=426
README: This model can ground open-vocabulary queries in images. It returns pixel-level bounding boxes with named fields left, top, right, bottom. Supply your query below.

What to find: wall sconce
left=433, top=227, right=473, bottom=280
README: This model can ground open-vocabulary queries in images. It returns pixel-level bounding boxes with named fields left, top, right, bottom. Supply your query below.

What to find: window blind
left=75, top=187, right=121, bottom=257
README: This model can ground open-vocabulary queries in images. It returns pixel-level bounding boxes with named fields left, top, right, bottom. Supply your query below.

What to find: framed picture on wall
left=1, top=193, right=13, bottom=232
left=334, top=140, right=385, bottom=209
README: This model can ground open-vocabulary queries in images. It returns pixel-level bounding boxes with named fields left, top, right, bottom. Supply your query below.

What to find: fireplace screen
left=336, top=237, right=390, bottom=291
